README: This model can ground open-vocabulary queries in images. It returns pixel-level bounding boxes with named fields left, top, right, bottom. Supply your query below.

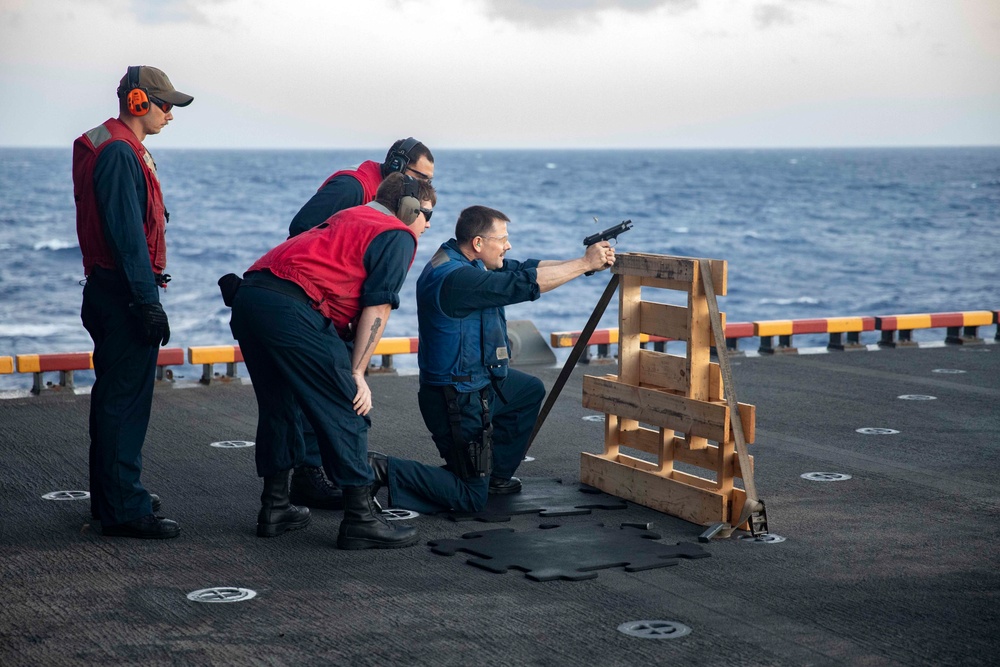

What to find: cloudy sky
left=1, top=0, right=998, bottom=149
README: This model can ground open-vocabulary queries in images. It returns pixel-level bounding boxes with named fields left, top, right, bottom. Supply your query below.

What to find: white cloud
left=1, top=0, right=998, bottom=148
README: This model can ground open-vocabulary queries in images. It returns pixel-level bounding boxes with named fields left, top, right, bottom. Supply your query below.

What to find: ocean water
left=1, top=146, right=998, bottom=389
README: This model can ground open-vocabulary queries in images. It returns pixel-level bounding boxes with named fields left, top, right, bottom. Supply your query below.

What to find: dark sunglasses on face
left=150, top=96, right=173, bottom=113
left=419, top=207, right=433, bottom=221
left=406, top=166, right=432, bottom=182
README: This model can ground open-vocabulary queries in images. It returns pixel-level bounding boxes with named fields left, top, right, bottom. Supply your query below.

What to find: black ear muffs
left=123, top=66, right=150, bottom=116
left=397, top=175, right=421, bottom=224
left=386, top=137, right=419, bottom=174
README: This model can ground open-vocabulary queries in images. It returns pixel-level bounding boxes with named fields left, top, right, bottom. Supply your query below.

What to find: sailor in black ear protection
left=71, top=66, right=193, bottom=540
left=278, top=141, right=436, bottom=511
left=288, top=137, right=435, bottom=238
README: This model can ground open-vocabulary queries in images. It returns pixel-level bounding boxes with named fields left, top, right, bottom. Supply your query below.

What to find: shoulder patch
left=430, top=247, right=452, bottom=268
left=84, top=125, right=112, bottom=149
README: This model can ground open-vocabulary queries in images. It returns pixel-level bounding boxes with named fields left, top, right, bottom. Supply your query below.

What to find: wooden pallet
left=580, top=253, right=756, bottom=528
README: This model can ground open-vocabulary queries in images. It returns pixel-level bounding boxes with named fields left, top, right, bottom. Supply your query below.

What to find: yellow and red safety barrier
left=875, top=311, right=994, bottom=348
left=550, top=323, right=753, bottom=361
left=13, top=349, right=183, bottom=394
left=186, top=337, right=421, bottom=384
left=552, top=310, right=996, bottom=358
left=4, top=311, right=997, bottom=393
left=753, top=316, right=876, bottom=354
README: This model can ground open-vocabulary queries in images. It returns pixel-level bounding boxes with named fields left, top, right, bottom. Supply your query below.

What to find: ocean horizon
left=2, top=145, right=998, bottom=389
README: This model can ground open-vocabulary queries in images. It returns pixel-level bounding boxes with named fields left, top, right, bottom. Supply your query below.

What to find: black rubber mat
left=428, top=523, right=710, bottom=581
left=446, top=477, right=627, bottom=522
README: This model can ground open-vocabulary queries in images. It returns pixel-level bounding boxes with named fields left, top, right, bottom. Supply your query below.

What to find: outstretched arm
left=534, top=241, right=615, bottom=293
left=350, top=303, right=392, bottom=415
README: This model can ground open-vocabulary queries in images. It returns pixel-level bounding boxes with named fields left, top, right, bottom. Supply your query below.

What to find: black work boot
left=289, top=465, right=344, bottom=510
left=257, top=470, right=311, bottom=538
left=337, top=486, right=418, bottom=550
left=489, top=476, right=522, bottom=495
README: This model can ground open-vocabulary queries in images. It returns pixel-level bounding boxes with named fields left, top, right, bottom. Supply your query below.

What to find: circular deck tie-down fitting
left=856, top=427, right=900, bottom=435
left=381, top=508, right=420, bottom=521
left=582, top=415, right=605, bottom=422
left=42, top=490, right=90, bottom=501
left=801, top=472, right=852, bottom=482
left=187, top=587, right=257, bottom=603
left=931, top=368, right=966, bottom=374
left=898, top=395, right=936, bottom=401
left=738, top=533, right=786, bottom=544
left=617, top=620, right=691, bottom=639
left=209, top=440, right=255, bottom=448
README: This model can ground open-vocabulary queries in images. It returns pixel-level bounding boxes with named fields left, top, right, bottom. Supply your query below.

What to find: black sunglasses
left=406, top=166, right=432, bottom=182
left=149, top=96, right=173, bottom=113
left=419, top=207, right=433, bottom=221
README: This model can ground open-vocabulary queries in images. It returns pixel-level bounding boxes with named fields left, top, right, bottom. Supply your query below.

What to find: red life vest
left=73, top=118, right=167, bottom=275
left=249, top=204, right=418, bottom=337
left=318, top=160, right=384, bottom=204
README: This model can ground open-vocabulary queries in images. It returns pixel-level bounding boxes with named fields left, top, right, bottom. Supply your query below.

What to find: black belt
left=242, top=271, right=313, bottom=305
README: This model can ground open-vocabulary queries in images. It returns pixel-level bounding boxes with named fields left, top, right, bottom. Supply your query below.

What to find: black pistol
left=583, top=219, right=632, bottom=275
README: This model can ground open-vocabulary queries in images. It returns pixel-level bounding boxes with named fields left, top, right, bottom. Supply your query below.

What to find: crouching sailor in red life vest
left=283, top=138, right=434, bottom=513
left=367, top=206, right=616, bottom=515
left=229, top=173, right=440, bottom=549
left=73, top=65, right=193, bottom=540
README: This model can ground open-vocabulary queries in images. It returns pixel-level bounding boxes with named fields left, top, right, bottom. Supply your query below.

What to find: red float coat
left=72, top=118, right=167, bottom=275
left=249, top=204, right=418, bottom=338
left=319, top=160, right=384, bottom=204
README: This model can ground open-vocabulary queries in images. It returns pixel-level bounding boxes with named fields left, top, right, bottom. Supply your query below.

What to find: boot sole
left=336, top=533, right=420, bottom=550
left=256, top=515, right=311, bottom=538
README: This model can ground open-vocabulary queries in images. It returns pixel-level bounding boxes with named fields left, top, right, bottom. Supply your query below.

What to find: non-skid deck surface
left=1, top=344, right=998, bottom=665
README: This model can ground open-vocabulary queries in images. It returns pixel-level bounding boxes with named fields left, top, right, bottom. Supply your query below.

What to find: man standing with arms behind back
left=73, top=65, right=192, bottom=539
left=283, top=138, right=435, bottom=512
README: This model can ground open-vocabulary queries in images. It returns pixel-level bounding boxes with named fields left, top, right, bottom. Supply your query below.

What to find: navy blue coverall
left=80, top=141, right=163, bottom=525
left=378, top=255, right=546, bottom=514
left=287, top=173, right=368, bottom=469
left=229, top=230, right=414, bottom=485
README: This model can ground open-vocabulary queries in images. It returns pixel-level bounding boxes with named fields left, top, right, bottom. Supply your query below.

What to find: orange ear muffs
left=126, top=87, right=150, bottom=116
left=122, top=65, right=150, bottom=116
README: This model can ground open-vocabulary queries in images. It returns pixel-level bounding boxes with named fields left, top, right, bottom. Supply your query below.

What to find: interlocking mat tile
left=428, top=523, right=710, bottom=581
left=447, top=478, right=627, bottom=522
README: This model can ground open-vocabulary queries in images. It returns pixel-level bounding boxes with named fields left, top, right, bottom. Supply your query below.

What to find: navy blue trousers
left=230, top=284, right=374, bottom=486
left=382, top=369, right=545, bottom=514
left=81, top=277, right=157, bottom=525
left=299, top=419, right=323, bottom=468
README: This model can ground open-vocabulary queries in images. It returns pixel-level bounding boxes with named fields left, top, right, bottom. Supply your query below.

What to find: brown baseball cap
left=118, top=66, right=194, bottom=107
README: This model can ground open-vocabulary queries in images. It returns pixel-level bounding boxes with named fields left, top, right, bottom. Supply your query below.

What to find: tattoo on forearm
left=354, top=317, right=382, bottom=371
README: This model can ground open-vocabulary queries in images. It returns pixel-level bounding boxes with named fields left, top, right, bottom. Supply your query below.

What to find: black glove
left=134, top=302, right=170, bottom=346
